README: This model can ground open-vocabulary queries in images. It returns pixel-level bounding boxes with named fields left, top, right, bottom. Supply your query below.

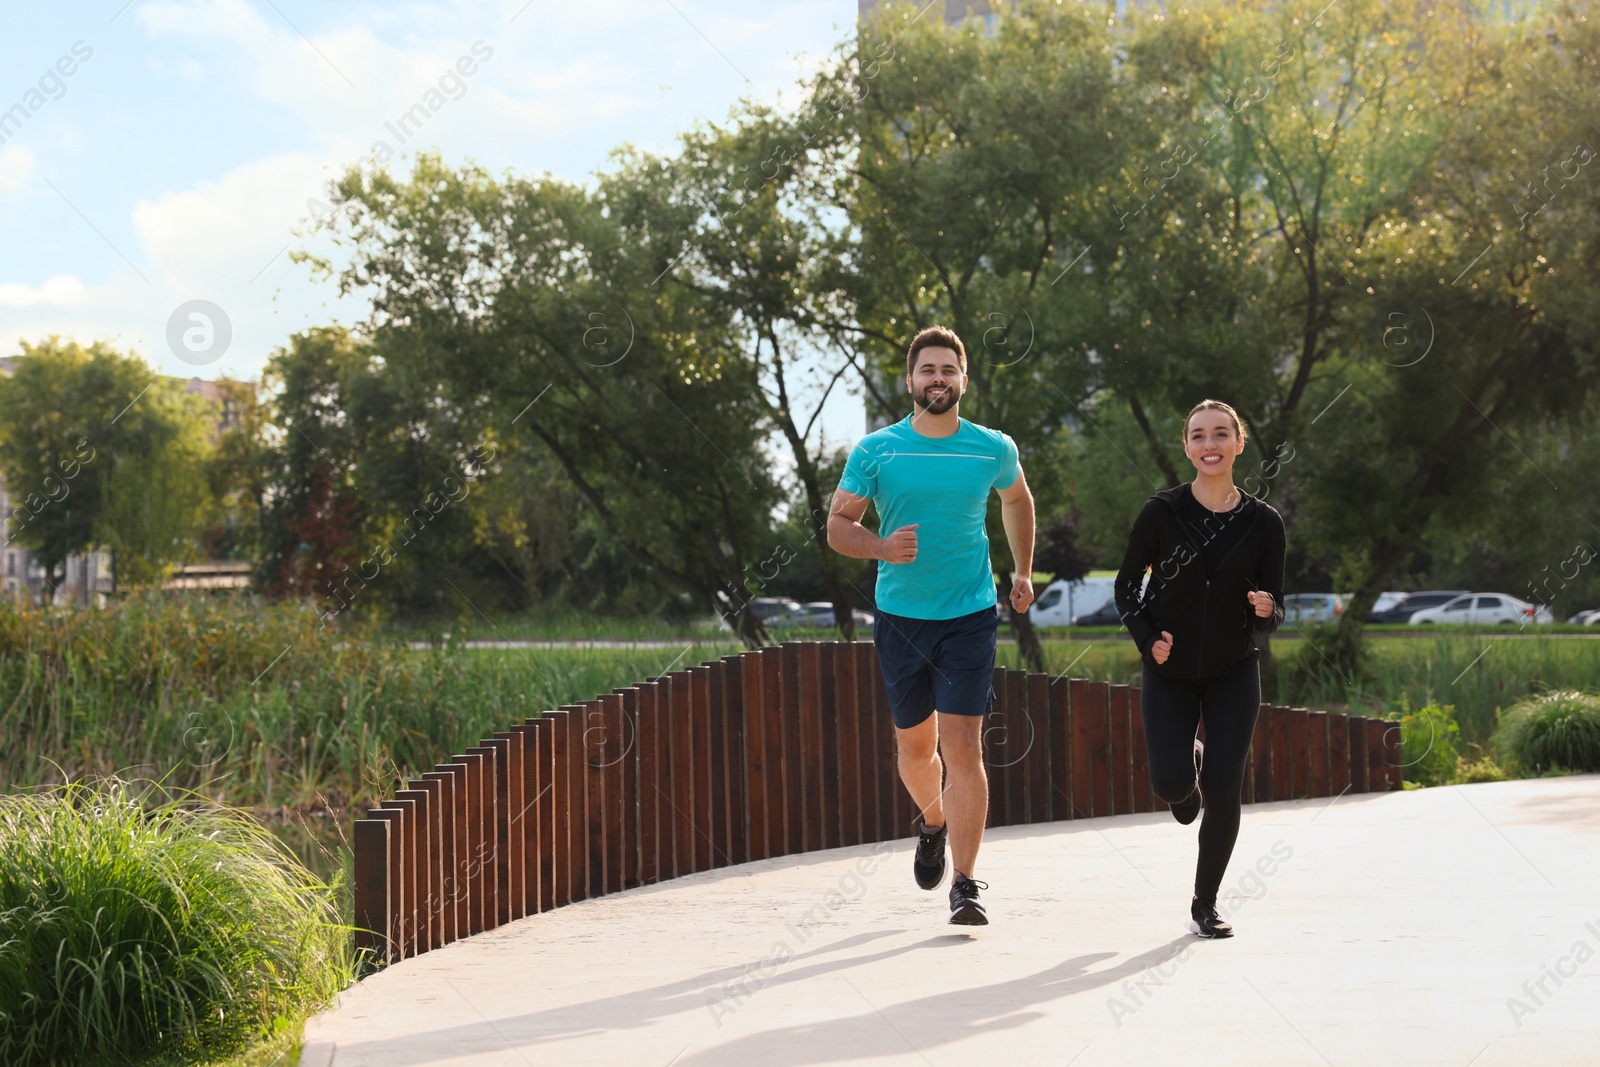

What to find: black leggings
left=1140, top=661, right=1261, bottom=905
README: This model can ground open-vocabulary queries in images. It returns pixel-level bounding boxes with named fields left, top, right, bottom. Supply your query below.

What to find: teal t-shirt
left=839, top=415, right=1020, bottom=621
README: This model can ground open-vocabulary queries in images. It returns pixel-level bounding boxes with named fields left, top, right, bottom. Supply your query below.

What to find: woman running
left=1113, top=399, right=1286, bottom=938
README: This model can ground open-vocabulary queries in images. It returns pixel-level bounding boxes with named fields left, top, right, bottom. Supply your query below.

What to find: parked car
left=768, top=601, right=875, bottom=629
left=1567, top=608, right=1600, bottom=625
left=1028, top=576, right=1120, bottom=627
left=1409, top=593, right=1554, bottom=626
left=1369, top=591, right=1408, bottom=615
left=1283, top=593, right=1345, bottom=625
left=1071, top=599, right=1124, bottom=627
left=1368, top=590, right=1469, bottom=624
left=749, top=596, right=800, bottom=622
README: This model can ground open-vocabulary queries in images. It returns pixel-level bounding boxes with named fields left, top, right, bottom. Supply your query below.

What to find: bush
left=1391, top=697, right=1461, bottom=787
left=1498, top=690, right=1600, bottom=775
left=0, top=779, right=352, bottom=1066
left=1454, top=755, right=1510, bottom=784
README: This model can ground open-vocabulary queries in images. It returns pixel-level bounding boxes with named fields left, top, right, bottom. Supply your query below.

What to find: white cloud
left=0, top=144, right=37, bottom=193
left=0, top=273, right=90, bottom=307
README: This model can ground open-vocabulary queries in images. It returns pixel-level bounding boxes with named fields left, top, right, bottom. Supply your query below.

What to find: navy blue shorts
left=872, top=606, right=999, bottom=729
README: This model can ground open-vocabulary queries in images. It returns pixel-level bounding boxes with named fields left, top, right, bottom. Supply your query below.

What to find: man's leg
left=934, top=712, right=986, bottom=876
left=895, top=714, right=945, bottom=828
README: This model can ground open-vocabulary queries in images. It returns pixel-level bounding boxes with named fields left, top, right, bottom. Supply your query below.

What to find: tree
left=0, top=338, right=214, bottom=598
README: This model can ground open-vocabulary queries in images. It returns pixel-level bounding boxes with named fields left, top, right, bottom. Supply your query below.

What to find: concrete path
left=306, top=775, right=1600, bottom=1066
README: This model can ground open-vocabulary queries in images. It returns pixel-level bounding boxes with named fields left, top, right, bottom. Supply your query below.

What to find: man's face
left=908, top=347, right=967, bottom=414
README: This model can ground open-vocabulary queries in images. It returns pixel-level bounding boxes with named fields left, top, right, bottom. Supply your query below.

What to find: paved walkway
left=305, top=775, right=1600, bottom=1066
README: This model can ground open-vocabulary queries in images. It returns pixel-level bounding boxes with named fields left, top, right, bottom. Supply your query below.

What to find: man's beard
left=914, top=383, right=961, bottom=414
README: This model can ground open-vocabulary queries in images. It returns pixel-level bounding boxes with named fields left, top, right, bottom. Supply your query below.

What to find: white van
left=1030, top=575, right=1119, bottom=627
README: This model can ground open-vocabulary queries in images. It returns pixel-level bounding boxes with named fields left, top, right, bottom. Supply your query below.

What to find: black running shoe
left=1189, top=896, right=1233, bottom=939
left=913, top=820, right=947, bottom=890
left=949, top=873, right=989, bottom=926
left=1171, top=738, right=1203, bottom=826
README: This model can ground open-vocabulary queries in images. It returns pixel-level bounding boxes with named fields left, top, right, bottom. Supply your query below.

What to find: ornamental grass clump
left=1498, top=689, right=1600, bottom=775
left=0, top=779, right=352, bottom=1066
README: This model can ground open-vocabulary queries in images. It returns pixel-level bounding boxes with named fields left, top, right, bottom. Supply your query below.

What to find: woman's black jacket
left=1113, top=483, right=1286, bottom=681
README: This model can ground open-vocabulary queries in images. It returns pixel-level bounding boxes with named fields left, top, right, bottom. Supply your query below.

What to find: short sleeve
left=993, top=432, right=1020, bottom=490
left=838, top=438, right=880, bottom=499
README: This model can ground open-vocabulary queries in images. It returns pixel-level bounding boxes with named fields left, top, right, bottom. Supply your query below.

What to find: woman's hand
left=1150, top=630, right=1174, bottom=665
left=1247, top=590, right=1274, bottom=619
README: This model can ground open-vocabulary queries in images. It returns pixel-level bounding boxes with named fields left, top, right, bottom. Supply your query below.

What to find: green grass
left=1498, top=690, right=1600, bottom=774
left=0, top=778, right=352, bottom=1067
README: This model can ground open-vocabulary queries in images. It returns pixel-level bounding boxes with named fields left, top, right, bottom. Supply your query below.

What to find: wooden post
left=419, top=772, right=456, bottom=943
left=511, top=723, right=545, bottom=913
left=576, top=700, right=608, bottom=898
left=741, top=650, right=772, bottom=861
left=1130, top=686, right=1153, bottom=814
left=1251, top=705, right=1272, bottom=804
left=855, top=642, right=885, bottom=844
left=1048, top=677, right=1072, bottom=821
left=1328, top=712, right=1350, bottom=798
left=761, top=647, right=789, bottom=855
left=635, top=683, right=663, bottom=884
left=597, top=693, right=628, bottom=894
left=835, top=642, right=864, bottom=846
left=391, top=791, right=430, bottom=953
left=1088, top=682, right=1112, bottom=817
left=1287, top=708, right=1310, bottom=800
left=985, top=667, right=1013, bottom=828
left=1109, top=684, right=1132, bottom=816
left=1025, top=671, right=1051, bottom=824
left=869, top=646, right=897, bottom=840
left=1345, top=714, right=1368, bottom=794
left=720, top=655, right=750, bottom=866
left=354, top=817, right=391, bottom=963
left=1005, top=669, right=1028, bottom=825
left=369, top=807, right=405, bottom=960
left=689, top=666, right=715, bottom=872
left=1069, top=678, right=1093, bottom=819
left=1306, top=710, right=1331, bottom=798
left=464, top=745, right=502, bottom=926
left=706, top=663, right=730, bottom=869
left=555, top=705, right=590, bottom=902
left=815, top=643, right=843, bottom=851
left=1271, top=707, right=1293, bottom=802
left=489, top=732, right=525, bottom=922
left=539, top=710, right=572, bottom=907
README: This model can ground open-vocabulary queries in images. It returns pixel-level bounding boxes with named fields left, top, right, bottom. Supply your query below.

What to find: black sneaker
left=1171, top=738, right=1203, bottom=826
left=949, top=873, right=989, bottom=926
left=1190, top=896, right=1233, bottom=939
left=913, top=820, right=948, bottom=890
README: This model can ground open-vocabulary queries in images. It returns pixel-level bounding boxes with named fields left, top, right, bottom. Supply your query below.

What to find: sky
left=0, top=0, right=867, bottom=440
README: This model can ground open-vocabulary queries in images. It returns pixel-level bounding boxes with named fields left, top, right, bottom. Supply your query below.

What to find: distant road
left=407, top=630, right=1598, bottom=651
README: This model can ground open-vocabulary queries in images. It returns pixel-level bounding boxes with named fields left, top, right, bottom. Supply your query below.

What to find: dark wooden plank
left=504, top=724, right=539, bottom=916
left=1109, top=684, right=1132, bottom=816
left=1069, top=678, right=1093, bottom=819
left=1344, top=714, right=1367, bottom=794
left=540, top=711, right=572, bottom=907
left=392, top=790, right=432, bottom=952
left=576, top=699, right=608, bottom=898
left=720, top=655, right=750, bottom=866
left=1371, top=717, right=1395, bottom=791
left=420, top=772, right=456, bottom=943
left=1087, top=682, right=1112, bottom=817
left=854, top=642, right=884, bottom=844
left=556, top=706, right=590, bottom=904
left=777, top=643, right=805, bottom=856
left=797, top=642, right=826, bottom=852
left=435, top=763, right=470, bottom=933
left=760, top=647, right=788, bottom=856
left=354, top=817, right=391, bottom=963
left=489, top=733, right=524, bottom=922
left=689, top=665, right=716, bottom=873
left=635, top=683, right=663, bottom=883
left=834, top=642, right=863, bottom=846
left=368, top=807, right=405, bottom=961
left=410, top=778, right=447, bottom=948
left=816, top=643, right=843, bottom=850
left=1048, top=677, right=1072, bottom=821
left=615, top=688, right=642, bottom=889
left=1386, top=718, right=1404, bottom=790
left=668, top=673, right=697, bottom=875
left=388, top=795, right=423, bottom=955
left=985, top=666, right=1011, bottom=828
left=1288, top=708, right=1309, bottom=800
left=706, top=663, right=730, bottom=869
left=1270, top=708, right=1293, bottom=802
left=1250, top=704, right=1272, bottom=804
left=1006, top=669, right=1029, bottom=825
left=741, top=650, right=771, bottom=861
left=1130, top=686, right=1153, bottom=814
left=1307, top=711, right=1331, bottom=798
left=597, top=693, right=628, bottom=894
left=464, top=745, right=502, bottom=928
left=1328, top=712, right=1350, bottom=798
left=1023, top=671, right=1049, bottom=825
left=869, top=642, right=897, bottom=841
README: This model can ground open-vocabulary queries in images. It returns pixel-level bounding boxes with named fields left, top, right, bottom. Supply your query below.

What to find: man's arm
left=827, top=488, right=919, bottom=562
left=997, top=467, right=1035, bottom=613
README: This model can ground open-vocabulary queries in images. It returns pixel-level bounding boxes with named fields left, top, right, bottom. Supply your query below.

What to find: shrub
left=0, top=779, right=352, bottom=1066
left=1391, top=697, right=1460, bottom=787
left=1454, top=754, right=1510, bottom=784
left=1498, top=690, right=1600, bottom=775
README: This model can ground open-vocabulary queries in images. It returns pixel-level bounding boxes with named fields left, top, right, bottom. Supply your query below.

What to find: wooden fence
left=353, top=641, right=1400, bottom=963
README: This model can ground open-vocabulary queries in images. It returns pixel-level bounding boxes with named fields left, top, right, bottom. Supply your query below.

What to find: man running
left=827, top=325, right=1035, bottom=926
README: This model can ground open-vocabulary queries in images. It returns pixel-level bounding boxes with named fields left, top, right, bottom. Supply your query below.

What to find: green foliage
left=0, top=590, right=738, bottom=811
left=1498, top=689, right=1600, bottom=775
left=1454, top=755, right=1510, bottom=784
left=0, top=778, right=352, bottom=1066
left=0, top=338, right=218, bottom=594
left=1389, top=697, right=1461, bottom=788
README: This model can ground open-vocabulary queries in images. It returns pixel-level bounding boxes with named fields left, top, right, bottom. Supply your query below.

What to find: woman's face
left=1185, top=410, right=1245, bottom=476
